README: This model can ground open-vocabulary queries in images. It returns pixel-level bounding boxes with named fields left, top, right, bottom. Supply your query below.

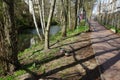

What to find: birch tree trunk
left=31, top=0, right=42, bottom=40
left=42, top=0, right=45, bottom=31
left=38, top=0, right=45, bottom=35
left=44, top=0, right=56, bottom=50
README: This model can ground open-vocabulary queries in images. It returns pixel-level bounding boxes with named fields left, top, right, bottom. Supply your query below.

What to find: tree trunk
left=0, top=0, right=20, bottom=75
left=117, top=14, right=120, bottom=31
left=31, top=0, right=42, bottom=40
left=115, top=13, right=117, bottom=33
left=74, top=0, right=78, bottom=30
left=61, top=0, right=68, bottom=37
left=38, top=0, right=45, bottom=35
left=44, top=0, right=56, bottom=50
left=42, top=0, right=45, bottom=31
left=68, top=0, right=72, bottom=30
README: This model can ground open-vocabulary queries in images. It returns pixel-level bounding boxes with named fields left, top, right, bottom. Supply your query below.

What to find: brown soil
left=19, top=32, right=101, bottom=80
left=36, top=32, right=101, bottom=80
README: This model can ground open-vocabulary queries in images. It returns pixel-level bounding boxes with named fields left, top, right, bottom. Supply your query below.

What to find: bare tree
left=31, top=0, right=42, bottom=40
left=38, top=0, right=45, bottom=35
left=44, top=0, right=56, bottom=50
left=41, top=0, right=45, bottom=33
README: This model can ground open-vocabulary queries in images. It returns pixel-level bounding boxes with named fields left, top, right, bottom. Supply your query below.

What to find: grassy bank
left=0, top=24, right=89, bottom=80
left=104, top=24, right=120, bottom=33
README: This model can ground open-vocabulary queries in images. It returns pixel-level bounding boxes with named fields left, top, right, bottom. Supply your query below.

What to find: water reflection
left=20, top=25, right=60, bottom=35
left=18, top=25, right=60, bottom=52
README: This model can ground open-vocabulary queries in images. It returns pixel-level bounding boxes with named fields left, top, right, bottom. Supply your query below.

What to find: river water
left=18, top=25, right=60, bottom=51
left=20, top=25, right=60, bottom=35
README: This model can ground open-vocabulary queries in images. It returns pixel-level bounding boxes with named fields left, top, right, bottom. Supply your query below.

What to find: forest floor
left=17, top=32, right=100, bottom=80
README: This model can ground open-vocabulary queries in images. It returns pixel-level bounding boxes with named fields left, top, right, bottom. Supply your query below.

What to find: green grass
left=0, top=24, right=89, bottom=80
left=67, top=25, right=89, bottom=36
left=105, top=24, right=114, bottom=29
left=0, top=76, right=14, bottom=80
left=105, top=25, right=120, bottom=33
left=50, top=31, right=62, bottom=43
left=0, top=70, right=26, bottom=80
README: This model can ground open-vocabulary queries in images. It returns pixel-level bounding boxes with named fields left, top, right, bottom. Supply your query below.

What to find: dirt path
left=90, top=20, right=120, bottom=80
left=35, top=32, right=100, bottom=80
left=19, top=20, right=120, bottom=80
left=19, top=29, right=101, bottom=80
left=44, top=33, right=100, bottom=80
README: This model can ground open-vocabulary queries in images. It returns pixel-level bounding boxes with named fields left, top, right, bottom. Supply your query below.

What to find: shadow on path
left=20, top=42, right=120, bottom=80
left=19, top=20, right=120, bottom=79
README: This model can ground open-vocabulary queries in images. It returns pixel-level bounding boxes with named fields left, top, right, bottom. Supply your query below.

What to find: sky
left=92, top=0, right=98, bottom=15
left=92, top=0, right=113, bottom=15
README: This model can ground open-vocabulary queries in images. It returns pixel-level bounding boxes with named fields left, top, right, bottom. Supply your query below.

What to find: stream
left=18, top=25, right=60, bottom=51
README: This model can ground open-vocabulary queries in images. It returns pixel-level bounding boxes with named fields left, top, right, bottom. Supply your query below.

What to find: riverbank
left=0, top=25, right=100, bottom=80
left=18, top=25, right=60, bottom=52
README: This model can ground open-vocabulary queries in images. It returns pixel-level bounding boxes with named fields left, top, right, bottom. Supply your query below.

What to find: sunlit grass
left=1, top=23, right=89, bottom=79
left=105, top=24, right=120, bottom=33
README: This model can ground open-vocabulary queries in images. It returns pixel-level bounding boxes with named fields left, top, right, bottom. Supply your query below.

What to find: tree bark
left=0, top=0, right=20, bottom=75
left=44, top=0, right=56, bottom=50
left=61, top=0, right=68, bottom=37
left=31, top=0, right=42, bottom=40
left=42, top=0, right=45, bottom=32
left=74, top=0, right=78, bottom=30
left=38, top=0, right=45, bottom=35
left=68, top=0, right=71, bottom=30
